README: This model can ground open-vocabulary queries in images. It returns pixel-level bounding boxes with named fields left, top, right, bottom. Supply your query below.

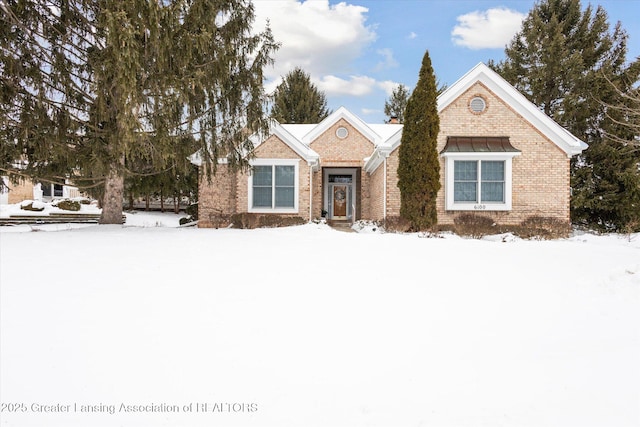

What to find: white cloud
left=374, top=48, right=398, bottom=71
left=361, top=108, right=380, bottom=116
left=451, top=8, right=525, bottom=50
left=408, top=32, right=417, bottom=40
left=253, top=0, right=377, bottom=81
left=376, top=80, right=402, bottom=97
left=316, top=75, right=377, bottom=97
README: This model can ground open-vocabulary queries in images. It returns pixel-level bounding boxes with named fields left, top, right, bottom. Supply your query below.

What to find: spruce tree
left=384, top=82, right=447, bottom=124
left=397, top=50, right=440, bottom=231
left=0, top=0, right=278, bottom=223
left=271, top=67, right=330, bottom=124
left=384, top=84, right=410, bottom=123
left=490, top=0, right=640, bottom=231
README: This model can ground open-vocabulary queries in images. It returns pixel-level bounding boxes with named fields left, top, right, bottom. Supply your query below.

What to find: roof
left=280, top=124, right=316, bottom=141
left=245, top=107, right=402, bottom=166
left=441, top=136, right=521, bottom=153
left=191, top=64, right=587, bottom=170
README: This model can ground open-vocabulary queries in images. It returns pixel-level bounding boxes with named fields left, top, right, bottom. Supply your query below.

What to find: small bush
left=516, top=216, right=570, bottom=239
left=56, top=199, right=81, bottom=211
left=179, top=215, right=194, bottom=226
left=382, top=216, right=412, bottom=233
left=20, top=201, right=45, bottom=212
left=453, top=213, right=496, bottom=238
left=230, top=213, right=306, bottom=229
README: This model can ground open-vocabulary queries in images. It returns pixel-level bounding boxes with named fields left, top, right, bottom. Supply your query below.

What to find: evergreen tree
left=271, top=67, right=330, bottom=124
left=0, top=0, right=278, bottom=223
left=397, top=50, right=440, bottom=231
left=384, top=84, right=410, bottom=123
left=600, top=80, right=640, bottom=150
left=384, top=81, right=447, bottom=124
left=490, top=0, right=640, bottom=231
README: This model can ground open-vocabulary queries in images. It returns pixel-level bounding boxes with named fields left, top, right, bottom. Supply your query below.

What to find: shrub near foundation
left=451, top=214, right=571, bottom=240
left=516, top=216, right=571, bottom=239
left=382, top=216, right=412, bottom=233
left=230, top=213, right=306, bottom=229
left=453, top=213, right=496, bottom=238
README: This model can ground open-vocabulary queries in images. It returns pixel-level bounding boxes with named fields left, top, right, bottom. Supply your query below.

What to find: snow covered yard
left=0, top=216, right=638, bottom=427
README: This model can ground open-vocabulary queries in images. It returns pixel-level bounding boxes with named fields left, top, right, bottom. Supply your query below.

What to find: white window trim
left=248, top=159, right=300, bottom=214
left=442, top=152, right=520, bottom=211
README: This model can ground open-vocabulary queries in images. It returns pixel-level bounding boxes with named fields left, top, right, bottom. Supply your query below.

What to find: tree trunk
left=100, top=170, right=124, bottom=224
left=145, top=194, right=149, bottom=210
left=173, top=194, right=178, bottom=214
left=160, top=188, right=164, bottom=212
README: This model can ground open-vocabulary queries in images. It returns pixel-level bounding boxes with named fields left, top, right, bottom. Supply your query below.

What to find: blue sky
left=252, top=0, right=640, bottom=124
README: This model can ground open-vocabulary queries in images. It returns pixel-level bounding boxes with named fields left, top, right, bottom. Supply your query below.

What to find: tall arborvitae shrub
left=397, top=50, right=441, bottom=231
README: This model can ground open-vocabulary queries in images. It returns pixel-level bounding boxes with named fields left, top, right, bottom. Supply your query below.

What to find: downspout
left=383, top=156, right=387, bottom=222
left=309, top=162, right=313, bottom=221
left=308, top=159, right=318, bottom=222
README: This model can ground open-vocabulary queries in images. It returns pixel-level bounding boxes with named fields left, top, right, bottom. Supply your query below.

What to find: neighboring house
left=0, top=177, right=80, bottom=205
left=194, top=63, right=587, bottom=228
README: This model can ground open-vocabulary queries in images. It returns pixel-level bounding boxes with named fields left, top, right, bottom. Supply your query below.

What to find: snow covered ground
left=0, top=211, right=638, bottom=427
left=0, top=199, right=101, bottom=218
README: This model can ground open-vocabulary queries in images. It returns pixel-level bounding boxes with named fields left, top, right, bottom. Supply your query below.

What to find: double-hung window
left=453, top=160, right=505, bottom=203
left=249, top=160, right=299, bottom=213
left=442, top=137, right=520, bottom=211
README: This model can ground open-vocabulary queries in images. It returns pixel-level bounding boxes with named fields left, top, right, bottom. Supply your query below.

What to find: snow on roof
left=256, top=108, right=402, bottom=164
left=368, top=124, right=403, bottom=142
left=280, top=124, right=317, bottom=143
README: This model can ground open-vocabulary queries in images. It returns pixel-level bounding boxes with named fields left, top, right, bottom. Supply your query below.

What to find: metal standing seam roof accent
left=441, top=136, right=521, bottom=153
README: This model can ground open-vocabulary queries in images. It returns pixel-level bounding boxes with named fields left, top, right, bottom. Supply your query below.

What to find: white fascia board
left=386, top=128, right=403, bottom=153
left=364, top=134, right=401, bottom=174
left=364, top=151, right=384, bottom=174
left=302, top=106, right=382, bottom=146
left=271, top=125, right=320, bottom=163
left=438, top=63, right=587, bottom=157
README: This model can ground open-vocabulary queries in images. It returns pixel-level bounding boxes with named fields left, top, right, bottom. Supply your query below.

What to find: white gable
left=268, top=122, right=319, bottom=163
left=302, top=106, right=384, bottom=146
left=438, top=63, right=587, bottom=157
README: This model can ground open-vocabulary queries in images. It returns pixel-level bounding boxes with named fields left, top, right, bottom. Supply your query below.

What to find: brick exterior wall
left=251, top=135, right=312, bottom=221
left=385, top=150, right=401, bottom=220
left=7, top=179, right=34, bottom=204
left=368, top=152, right=401, bottom=222
left=198, top=134, right=312, bottom=227
left=383, top=82, right=571, bottom=225
left=368, top=163, right=384, bottom=220
left=310, top=119, right=375, bottom=220
left=310, top=119, right=374, bottom=163
left=198, top=163, right=238, bottom=228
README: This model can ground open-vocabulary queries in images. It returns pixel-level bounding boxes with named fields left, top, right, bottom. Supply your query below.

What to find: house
left=194, top=63, right=587, bottom=228
left=0, top=176, right=81, bottom=205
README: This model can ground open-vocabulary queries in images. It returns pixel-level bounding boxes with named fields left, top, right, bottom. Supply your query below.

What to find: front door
left=332, top=185, right=347, bottom=219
